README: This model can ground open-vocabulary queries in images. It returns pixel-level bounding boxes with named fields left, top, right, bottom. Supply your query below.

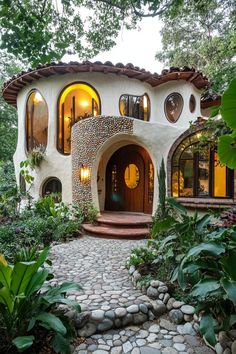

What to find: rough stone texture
left=72, top=116, right=133, bottom=205
left=146, top=286, right=159, bottom=299
left=181, top=305, right=195, bottom=315
left=232, top=340, right=236, bottom=354
left=49, top=236, right=216, bottom=354
left=169, top=309, right=184, bottom=324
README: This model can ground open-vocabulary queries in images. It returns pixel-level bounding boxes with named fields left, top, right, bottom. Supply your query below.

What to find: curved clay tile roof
left=2, top=61, right=209, bottom=107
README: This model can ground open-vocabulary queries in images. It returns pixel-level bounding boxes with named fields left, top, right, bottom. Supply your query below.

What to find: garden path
left=50, top=236, right=214, bottom=354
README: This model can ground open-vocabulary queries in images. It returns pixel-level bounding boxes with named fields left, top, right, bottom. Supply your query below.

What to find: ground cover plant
left=0, top=190, right=85, bottom=262
left=0, top=246, right=82, bottom=354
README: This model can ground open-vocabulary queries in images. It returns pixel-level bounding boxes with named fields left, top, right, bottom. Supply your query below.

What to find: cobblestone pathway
left=50, top=236, right=214, bottom=354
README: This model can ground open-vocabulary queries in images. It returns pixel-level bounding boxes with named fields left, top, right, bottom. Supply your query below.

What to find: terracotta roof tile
left=2, top=60, right=209, bottom=107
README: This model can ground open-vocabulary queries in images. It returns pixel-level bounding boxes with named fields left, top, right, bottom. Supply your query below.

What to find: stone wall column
left=71, top=116, right=133, bottom=207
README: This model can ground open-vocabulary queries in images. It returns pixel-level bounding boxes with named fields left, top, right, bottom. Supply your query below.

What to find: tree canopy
left=0, top=1, right=235, bottom=91
left=0, top=52, right=23, bottom=161
left=156, top=0, right=236, bottom=92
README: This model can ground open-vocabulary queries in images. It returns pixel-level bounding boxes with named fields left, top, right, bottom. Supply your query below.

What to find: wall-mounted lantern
left=79, top=164, right=91, bottom=183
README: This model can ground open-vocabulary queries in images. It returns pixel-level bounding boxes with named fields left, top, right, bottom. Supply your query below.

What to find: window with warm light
left=58, top=82, right=101, bottom=154
left=171, top=131, right=233, bottom=198
left=119, top=93, right=150, bottom=121
left=26, top=90, right=48, bottom=152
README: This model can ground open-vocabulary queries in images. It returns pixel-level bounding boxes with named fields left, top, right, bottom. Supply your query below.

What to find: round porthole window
left=124, top=164, right=140, bottom=189
left=189, top=94, right=196, bottom=113
left=165, top=92, right=183, bottom=123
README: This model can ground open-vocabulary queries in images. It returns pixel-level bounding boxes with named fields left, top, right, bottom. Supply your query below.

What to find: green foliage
left=34, top=195, right=63, bottom=218
left=0, top=197, right=84, bottom=261
left=12, top=245, right=40, bottom=263
left=19, top=160, right=34, bottom=186
left=0, top=1, right=142, bottom=66
left=81, top=202, right=98, bottom=224
left=149, top=200, right=212, bottom=281
left=156, top=0, right=236, bottom=92
left=178, top=227, right=236, bottom=346
left=0, top=248, right=82, bottom=353
left=26, top=147, right=45, bottom=169
left=217, top=78, right=236, bottom=168
left=0, top=52, right=24, bottom=163
left=127, top=246, right=158, bottom=268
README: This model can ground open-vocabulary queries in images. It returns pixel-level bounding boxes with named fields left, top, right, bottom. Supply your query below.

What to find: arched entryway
left=105, top=144, right=154, bottom=213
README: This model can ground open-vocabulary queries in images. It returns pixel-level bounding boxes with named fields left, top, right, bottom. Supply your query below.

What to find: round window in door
left=124, top=164, right=140, bottom=189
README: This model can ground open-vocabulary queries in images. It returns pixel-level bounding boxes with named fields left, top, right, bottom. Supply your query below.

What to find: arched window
left=171, top=131, right=233, bottom=198
left=119, top=93, right=150, bottom=121
left=58, top=82, right=101, bottom=154
left=42, top=177, right=62, bottom=200
left=26, top=90, right=48, bottom=152
left=165, top=92, right=183, bottom=123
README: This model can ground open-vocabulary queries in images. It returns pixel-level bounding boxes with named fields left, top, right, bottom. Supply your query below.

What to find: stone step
left=82, top=223, right=150, bottom=239
left=97, top=212, right=152, bottom=228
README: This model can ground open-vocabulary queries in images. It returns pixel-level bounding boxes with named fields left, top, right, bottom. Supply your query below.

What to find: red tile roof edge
left=2, top=60, right=209, bottom=107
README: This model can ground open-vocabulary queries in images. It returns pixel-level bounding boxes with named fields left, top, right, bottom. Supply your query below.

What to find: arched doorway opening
left=105, top=144, right=154, bottom=213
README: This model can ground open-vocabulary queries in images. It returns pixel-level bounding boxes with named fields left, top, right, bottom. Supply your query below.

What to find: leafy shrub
left=12, top=245, right=40, bottom=263
left=127, top=246, right=158, bottom=268
left=55, top=220, right=81, bottom=240
left=178, top=227, right=236, bottom=346
left=81, top=202, right=98, bottom=223
left=0, top=247, right=82, bottom=354
left=34, top=195, right=63, bottom=218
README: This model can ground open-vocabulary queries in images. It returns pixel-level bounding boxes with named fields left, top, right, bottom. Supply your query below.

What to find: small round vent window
left=165, top=93, right=183, bottom=123
left=189, top=94, right=196, bottom=113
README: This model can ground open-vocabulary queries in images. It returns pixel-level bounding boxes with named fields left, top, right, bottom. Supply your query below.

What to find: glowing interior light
left=80, top=164, right=91, bottom=183
left=143, top=95, right=148, bottom=109
left=34, top=91, right=43, bottom=103
left=80, top=100, right=89, bottom=107
left=94, top=109, right=97, bottom=116
left=196, top=133, right=202, bottom=139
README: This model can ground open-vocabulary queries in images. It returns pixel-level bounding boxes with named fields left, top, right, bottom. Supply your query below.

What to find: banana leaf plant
left=0, top=247, right=82, bottom=353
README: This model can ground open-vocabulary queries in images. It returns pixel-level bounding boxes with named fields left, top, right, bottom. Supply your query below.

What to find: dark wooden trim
left=118, top=93, right=151, bottom=121
left=42, top=177, right=62, bottom=197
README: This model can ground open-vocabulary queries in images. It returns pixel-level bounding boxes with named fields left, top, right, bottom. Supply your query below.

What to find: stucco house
left=2, top=61, right=235, bottom=230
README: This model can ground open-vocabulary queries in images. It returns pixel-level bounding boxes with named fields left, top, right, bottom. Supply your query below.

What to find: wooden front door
left=105, top=145, right=153, bottom=213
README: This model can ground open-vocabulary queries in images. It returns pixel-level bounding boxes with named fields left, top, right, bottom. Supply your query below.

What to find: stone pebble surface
left=49, top=236, right=215, bottom=354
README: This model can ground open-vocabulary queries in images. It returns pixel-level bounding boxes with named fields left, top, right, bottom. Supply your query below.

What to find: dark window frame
left=172, top=139, right=234, bottom=199
left=57, top=81, right=101, bottom=155
left=42, top=177, right=62, bottom=198
left=164, top=92, right=184, bottom=123
left=119, top=93, right=150, bottom=121
left=25, top=89, right=48, bottom=152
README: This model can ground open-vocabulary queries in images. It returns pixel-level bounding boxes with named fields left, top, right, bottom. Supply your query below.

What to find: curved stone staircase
left=82, top=212, right=152, bottom=239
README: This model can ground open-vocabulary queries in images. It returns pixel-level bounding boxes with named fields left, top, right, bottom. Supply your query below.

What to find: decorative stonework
left=71, top=116, right=133, bottom=206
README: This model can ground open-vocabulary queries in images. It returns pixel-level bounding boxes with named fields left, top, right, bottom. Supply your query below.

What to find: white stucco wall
left=14, top=71, right=203, bottom=208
